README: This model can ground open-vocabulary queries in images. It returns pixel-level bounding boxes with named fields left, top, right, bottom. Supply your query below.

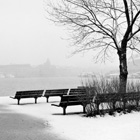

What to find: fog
left=0, top=0, right=119, bottom=74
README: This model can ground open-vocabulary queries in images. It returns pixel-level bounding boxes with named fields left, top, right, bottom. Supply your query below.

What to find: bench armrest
left=51, top=104, right=60, bottom=107
left=10, top=96, right=15, bottom=99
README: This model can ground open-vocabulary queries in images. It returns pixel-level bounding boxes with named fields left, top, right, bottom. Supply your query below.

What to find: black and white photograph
left=0, top=0, right=140, bottom=140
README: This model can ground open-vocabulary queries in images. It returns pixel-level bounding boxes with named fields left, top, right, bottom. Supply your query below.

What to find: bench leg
left=46, top=97, right=49, bottom=103
left=123, top=100, right=126, bottom=111
left=136, top=100, right=139, bottom=107
left=63, top=107, right=67, bottom=115
left=83, top=106, right=86, bottom=113
left=17, top=98, right=20, bottom=105
left=96, top=103, right=100, bottom=114
left=35, top=97, right=37, bottom=104
left=113, top=101, right=116, bottom=111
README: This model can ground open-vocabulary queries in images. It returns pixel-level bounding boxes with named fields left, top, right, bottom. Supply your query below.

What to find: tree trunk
left=118, top=49, right=128, bottom=93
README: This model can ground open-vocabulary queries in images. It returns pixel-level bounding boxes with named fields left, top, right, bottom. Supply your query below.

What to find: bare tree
left=45, top=0, right=140, bottom=93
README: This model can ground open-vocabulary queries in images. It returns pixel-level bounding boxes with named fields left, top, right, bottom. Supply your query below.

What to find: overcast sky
left=0, top=0, right=119, bottom=73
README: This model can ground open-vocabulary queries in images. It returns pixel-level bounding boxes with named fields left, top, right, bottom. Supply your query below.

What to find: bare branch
left=45, top=0, right=140, bottom=61
left=123, top=0, right=130, bottom=27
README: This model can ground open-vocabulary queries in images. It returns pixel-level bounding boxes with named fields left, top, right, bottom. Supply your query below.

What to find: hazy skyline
left=0, top=0, right=119, bottom=73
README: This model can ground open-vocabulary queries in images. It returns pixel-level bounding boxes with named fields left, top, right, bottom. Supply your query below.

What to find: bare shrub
left=127, top=80, right=140, bottom=92
left=82, top=76, right=140, bottom=117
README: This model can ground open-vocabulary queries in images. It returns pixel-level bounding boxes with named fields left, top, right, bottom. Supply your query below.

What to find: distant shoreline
left=0, top=77, right=81, bottom=97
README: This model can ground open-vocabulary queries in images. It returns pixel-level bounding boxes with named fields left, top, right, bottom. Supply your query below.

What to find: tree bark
left=118, top=48, right=128, bottom=93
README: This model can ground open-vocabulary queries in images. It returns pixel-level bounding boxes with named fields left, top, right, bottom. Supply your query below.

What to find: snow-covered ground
left=1, top=96, right=140, bottom=140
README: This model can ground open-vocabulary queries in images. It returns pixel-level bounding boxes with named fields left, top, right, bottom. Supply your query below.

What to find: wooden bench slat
left=69, top=88, right=86, bottom=95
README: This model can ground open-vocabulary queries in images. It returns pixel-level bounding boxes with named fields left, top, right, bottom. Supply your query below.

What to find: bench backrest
left=59, top=92, right=140, bottom=107
left=59, top=94, right=92, bottom=107
left=95, top=92, right=140, bottom=104
left=123, top=92, right=140, bottom=100
left=95, top=93, right=119, bottom=102
left=59, top=95, right=82, bottom=107
left=44, top=89, right=69, bottom=97
left=69, top=88, right=86, bottom=95
left=15, top=90, right=44, bottom=98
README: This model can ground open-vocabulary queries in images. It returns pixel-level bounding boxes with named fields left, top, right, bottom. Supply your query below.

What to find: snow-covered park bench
left=51, top=94, right=91, bottom=115
left=51, top=91, right=140, bottom=115
left=10, top=90, right=44, bottom=105
left=95, top=92, right=140, bottom=114
left=43, top=89, right=69, bottom=102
